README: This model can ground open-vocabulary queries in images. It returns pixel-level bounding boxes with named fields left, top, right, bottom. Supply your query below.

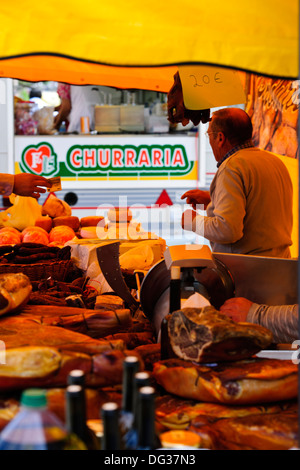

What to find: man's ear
left=218, top=131, right=226, bottom=145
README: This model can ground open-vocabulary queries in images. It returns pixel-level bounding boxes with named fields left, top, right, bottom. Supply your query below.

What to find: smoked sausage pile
left=0, top=243, right=71, bottom=264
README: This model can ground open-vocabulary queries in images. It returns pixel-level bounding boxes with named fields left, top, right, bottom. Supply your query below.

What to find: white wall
left=0, top=78, right=14, bottom=173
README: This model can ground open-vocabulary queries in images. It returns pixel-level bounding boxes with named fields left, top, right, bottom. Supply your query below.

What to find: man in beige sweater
left=181, top=107, right=293, bottom=258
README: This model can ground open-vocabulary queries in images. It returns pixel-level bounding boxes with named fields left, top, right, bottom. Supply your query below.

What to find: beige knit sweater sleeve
left=247, top=303, right=298, bottom=344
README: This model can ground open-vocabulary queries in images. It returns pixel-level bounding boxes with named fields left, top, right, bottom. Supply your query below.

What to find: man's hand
left=220, top=297, right=254, bottom=322
left=181, top=189, right=211, bottom=210
left=167, top=72, right=210, bottom=126
left=13, top=174, right=52, bottom=199
left=181, top=209, right=198, bottom=231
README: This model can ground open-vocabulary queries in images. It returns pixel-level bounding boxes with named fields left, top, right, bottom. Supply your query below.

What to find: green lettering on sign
left=65, top=144, right=193, bottom=177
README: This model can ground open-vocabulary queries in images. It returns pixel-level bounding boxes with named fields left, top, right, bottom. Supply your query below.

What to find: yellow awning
left=0, top=0, right=298, bottom=90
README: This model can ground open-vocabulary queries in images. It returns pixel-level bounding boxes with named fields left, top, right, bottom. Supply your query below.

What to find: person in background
left=0, top=173, right=51, bottom=199
left=29, top=88, right=45, bottom=110
left=54, top=83, right=122, bottom=133
left=53, top=83, right=71, bottom=131
left=220, top=297, right=298, bottom=344
left=180, top=107, right=293, bottom=258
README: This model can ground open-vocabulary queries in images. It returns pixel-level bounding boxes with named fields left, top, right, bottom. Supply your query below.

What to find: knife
left=96, top=241, right=139, bottom=313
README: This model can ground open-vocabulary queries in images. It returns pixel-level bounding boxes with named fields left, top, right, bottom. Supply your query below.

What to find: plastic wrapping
left=14, top=101, right=37, bottom=135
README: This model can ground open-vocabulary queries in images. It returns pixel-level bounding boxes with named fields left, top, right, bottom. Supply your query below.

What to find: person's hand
left=220, top=297, right=254, bottom=322
left=167, top=72, right=210, bottom=126
left=181, top=189, right=211, bottom=210
left=13, top=174, right=52, bottom=199
left=53, top=98, right=71, bottom=130
left=167, top=72, right=190, bottom=126
left=181, top=209, right=198, bottom=231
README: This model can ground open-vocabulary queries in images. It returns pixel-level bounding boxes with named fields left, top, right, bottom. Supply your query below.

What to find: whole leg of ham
left=167, top=306, right=273, bottom=363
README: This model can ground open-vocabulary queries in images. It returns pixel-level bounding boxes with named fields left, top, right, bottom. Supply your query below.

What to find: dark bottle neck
left=122, top=356, right=140, bottom=413
left=132, top=372, right=151, bottom=426
left=101, top=402, right=121, bottom=450
left=169, top=266, right=181, bottom=313
left=137, top=386, right=158, bottom=450
left=66, top=385, right=87, bottom=441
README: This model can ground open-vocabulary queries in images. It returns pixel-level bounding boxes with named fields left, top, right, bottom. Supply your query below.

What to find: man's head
left=207, top=108, right=253, bottom=163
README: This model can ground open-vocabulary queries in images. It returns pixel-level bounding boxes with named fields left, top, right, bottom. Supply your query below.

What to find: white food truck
left=0, top=78, right=217, bottom=245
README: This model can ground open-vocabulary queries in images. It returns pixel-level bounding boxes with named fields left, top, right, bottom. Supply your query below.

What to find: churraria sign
left=15, top=134, right=200, bottom=188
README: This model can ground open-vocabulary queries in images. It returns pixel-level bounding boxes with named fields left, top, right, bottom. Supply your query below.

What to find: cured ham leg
left=168, top=306, right=273, bottom=363
left=153, top=358, right=298, bottom=405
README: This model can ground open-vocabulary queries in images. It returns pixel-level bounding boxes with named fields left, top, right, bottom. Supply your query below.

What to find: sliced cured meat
left=103, top=331, right=155, bottom=349
left=0, top=316, right=124, bottom=355
left=0, top=345, right=142, bottom=391
left=20, top=304, right=132, bottom=338
left=153, top=358, right=298, bottom=405
left=205, top=411, right=298, bottom=450
left=0, top=346, right=66, bottom=390
left=0, top=273, right=32, bottom=316
left=155, top=394, right=295, bottom=430
left=168, top=306, right=273, bottom=362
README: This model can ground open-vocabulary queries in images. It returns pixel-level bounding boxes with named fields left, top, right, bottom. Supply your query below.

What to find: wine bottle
left=101, top=402, right=121, bottom=450
left=119, top=355, right=140, bottom=446
left=67, top=370, right=101, bottom=448
left=136, top=386, right=161, bottom=450
left=65, top=385, right=100, bottom=450
left=160, top=316, right=170, bottom=360
left=169, top=266, right=181, bottom=313
left=124, top=371, right=151, bottom=450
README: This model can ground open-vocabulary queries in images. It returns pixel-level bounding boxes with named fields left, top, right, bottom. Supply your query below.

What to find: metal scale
left=97, top=242, right=298, bottom=337
left=141, top=244, right=298, bottom=336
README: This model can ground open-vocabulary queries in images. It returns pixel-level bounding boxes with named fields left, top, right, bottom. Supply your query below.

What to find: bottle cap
left=67, top=369, right=85, bottom=385
left=101, top=402, right=119, bottom=418
left=66, top=384, right=82, bottom=394
left=135, top=372, right=150, bottom=381
left=102, top=402, right=118, bottom=411
left=124, top=356, right=139, bottom=364
left=21, top=389, right=47, bottom=408
left=69, top=369, right=85, bottom=378
left=139, top=386, right=155, bottom=397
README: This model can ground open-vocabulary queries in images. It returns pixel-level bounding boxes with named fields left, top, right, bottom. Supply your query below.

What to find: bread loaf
left=35, top=216, right=53, bottom=232
left=53, top=216, right=80, bottom=231
left=42, top=194, right=71, bottom=218
left=80, top=216, right=105, bottom=227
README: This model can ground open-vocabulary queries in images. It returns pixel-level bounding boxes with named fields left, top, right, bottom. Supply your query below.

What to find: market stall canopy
left=0, top=0, right=298, bottom=91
